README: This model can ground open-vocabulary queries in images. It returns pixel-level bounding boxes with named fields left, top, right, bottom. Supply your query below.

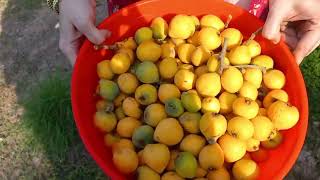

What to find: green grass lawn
left=21, top=72, right=106, bottom=179
left=300, top=49, right=320, bottom=151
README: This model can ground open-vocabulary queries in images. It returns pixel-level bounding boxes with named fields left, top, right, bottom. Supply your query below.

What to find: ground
left=0, top=0, right=319, bottom=179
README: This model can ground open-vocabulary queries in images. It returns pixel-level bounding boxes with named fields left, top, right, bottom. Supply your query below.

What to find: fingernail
left=272, top=35, right=281, bottom=44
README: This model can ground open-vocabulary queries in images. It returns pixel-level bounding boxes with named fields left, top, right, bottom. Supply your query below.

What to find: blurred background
left=0, top=0, right=319, bottom=179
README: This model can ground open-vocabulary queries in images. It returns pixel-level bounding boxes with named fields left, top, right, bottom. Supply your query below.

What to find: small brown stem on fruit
left=268, top=131, right=276, bottom=140
left=139, top=95, right=148, bottom=103
left=219, top=38, right=229, bottom=75
left=94, top=44, right=118, bottom=51
left=155, top=39, right=165, bottom=44
left=231, top=132, right=237, bottom=138
left=224, top=15, right=233, bottom=29
left=245, top=98, right=252, bottom=104
left=232, top=64, right=267, bottom=74
left=247, top=27, right=263, bottom=42
left=211, top=112, right=219, bottom=117
left=105, top=104, right=114, bottom=113
left=195, top=24, right=201, bottom=30
left=240, top=68, right=246, bottom=74
left=208, top=167, right=217, bottom=171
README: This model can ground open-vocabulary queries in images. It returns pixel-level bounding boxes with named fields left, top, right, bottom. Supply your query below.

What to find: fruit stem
left=105, top=104, right=115, bottom=113
left=211, top=112, right=218, bottom=116
left=139, top=95, right=147, bottom=102
left=232, top=64, right=267, bottom=74
left=268, top=130, right=276, bottom=140
left=219, top=38, right=229, bottom=75
left=245, top=98, right=252, bottom=105
left=155, top=39, right=165, bottom=44
left=240, top=68, right=246, bottom=74
left=231, top=132, right=238, bottom=138
left=224, top=15, right=233, bottom=29
left=195, top=24, right=201, bottom=30
left=247, top=27, right=263, bottom=42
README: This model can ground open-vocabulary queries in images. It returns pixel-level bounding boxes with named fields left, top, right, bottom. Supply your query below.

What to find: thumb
left=293, top=30, right=320, bottom=64
left=74, top=20, right=111, bottom=45
left=262, top=2, right=288, bottom=43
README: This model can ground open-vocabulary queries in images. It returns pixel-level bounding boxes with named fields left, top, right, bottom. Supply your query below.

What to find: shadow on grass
left=0, top=0, right=108, bottom=179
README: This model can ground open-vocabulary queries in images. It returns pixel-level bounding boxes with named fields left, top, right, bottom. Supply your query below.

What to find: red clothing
left=248, top=0, right=268, bottom=20
left=108, top=0, right=269, bottom=19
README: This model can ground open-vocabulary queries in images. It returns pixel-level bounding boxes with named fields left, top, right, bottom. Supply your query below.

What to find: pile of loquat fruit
left=93, top=14, right=300, bottom=180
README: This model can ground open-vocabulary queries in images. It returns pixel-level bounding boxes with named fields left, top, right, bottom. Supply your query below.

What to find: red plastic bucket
left=71, top=0, right=309, bottom=179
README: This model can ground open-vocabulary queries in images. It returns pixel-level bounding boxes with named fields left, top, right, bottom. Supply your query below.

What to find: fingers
left=281, top=27, right=298, bottom=50
left=262, top=1, right=289, bottom=43
left=73, top=19, right=111, bottom=45
left=59, top=10, right=82, bottom=66
left=59, top=29, right=79, bottom=66
left=293, top=30, right=320, bottom=64
left=58, top=0, right=111, bottom=66
left=59, top=40, right=77, bottom=65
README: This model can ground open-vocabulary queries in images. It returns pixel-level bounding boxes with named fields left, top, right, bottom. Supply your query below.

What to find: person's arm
left=47, top=0, right=111, bottom=65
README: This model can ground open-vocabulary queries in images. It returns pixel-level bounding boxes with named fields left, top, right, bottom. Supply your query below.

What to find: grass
left=300, top=48, right=320, bottom=153
left=21, top=72, right=106, bottom=179
left=22, top=72, right=76, bottom=158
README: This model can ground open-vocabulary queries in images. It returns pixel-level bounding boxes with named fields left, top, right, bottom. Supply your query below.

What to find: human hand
left=59, top=0, right=111, bottom=65
left=262, top=0, right=320, bottom=64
